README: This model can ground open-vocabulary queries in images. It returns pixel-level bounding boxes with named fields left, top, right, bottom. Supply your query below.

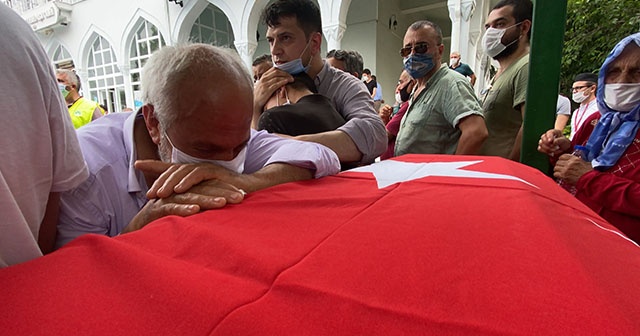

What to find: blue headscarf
left=584, top=33, right=640, bottom=170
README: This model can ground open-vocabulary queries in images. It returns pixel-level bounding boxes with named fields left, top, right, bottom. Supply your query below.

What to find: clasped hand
left=553, top=154, right=592, bottom=185
left=537, top=129, right=571, bottom=157
left=254, top=67, right=293, bottom=110
left=537, top=129, right=592, bottom=186
left=122, top=160, right=247, bottom=233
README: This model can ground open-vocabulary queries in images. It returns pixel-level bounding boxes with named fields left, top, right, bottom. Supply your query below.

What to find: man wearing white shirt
left=0, top=5, right=88, bottom=266
left=56, top=43, right=340, bottom=247
left=569, top=73, right=599, bottom=140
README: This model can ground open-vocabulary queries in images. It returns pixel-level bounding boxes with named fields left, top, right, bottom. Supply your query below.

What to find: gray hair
left=141, top=43, right=252, bottom=130
left=326, top=49, right=364, bottom=79
left=409, top=20, right=443, bottom=45
left=56, top=69, right=80, bottom=90
left=346, top=50, right=364, bottom=79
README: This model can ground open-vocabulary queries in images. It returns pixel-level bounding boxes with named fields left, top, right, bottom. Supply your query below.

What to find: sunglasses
left=400, top=43, right=429, bottom=57
left=571, top=85, right=593, bottom=92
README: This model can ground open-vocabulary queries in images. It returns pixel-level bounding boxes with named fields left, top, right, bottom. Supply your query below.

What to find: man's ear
left=408, top=79, right=416, bottom=91
left=521, top=19, right=532, bottom=38
left=310, top=32, right=323, bottom=55
left=142, top=104, right=161, bottom=145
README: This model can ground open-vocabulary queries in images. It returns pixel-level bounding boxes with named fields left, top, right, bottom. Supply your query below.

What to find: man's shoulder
left=76, top=113, right=130, bottom=172
left=317, top=64, right=368, bottom=95
left=460, top=63, right=473, bottom=73
left=76, top=97, right=100, bottom=109
left=436, top=66, right=473, bottom=89
left=514, top=53, right=530, bottom=69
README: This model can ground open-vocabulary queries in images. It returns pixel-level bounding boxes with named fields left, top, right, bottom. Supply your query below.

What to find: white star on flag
left=349, top=160, right=538, bottom=189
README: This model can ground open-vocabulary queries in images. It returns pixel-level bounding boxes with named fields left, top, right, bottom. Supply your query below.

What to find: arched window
left=86, top=35, right=125, bottom=113
left=130, top=20, right=165, bottom=109
left=189, top=4, right=234, bottom=48
left=52, top=44, right=74, bottom=69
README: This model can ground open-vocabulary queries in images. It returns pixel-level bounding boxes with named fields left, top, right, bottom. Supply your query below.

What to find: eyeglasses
left=571, top=85, right=593, bottom=92
left=399, top=43, right=429, bottom=57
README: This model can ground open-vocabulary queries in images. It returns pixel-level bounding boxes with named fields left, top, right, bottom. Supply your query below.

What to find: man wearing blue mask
left=252, top=0, right=386, bottom=166
left=479, top=0, right=533, bottom=160
left=394, top=20, right=488, bottom=156
left=55, top=43, right=340, bottom=247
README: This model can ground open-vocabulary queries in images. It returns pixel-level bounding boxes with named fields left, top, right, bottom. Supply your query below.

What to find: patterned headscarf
left=585, top=33, right=640, bottom=170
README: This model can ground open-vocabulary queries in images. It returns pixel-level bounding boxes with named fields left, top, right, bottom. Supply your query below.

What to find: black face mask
left=399, top=81, right=413, bottom=102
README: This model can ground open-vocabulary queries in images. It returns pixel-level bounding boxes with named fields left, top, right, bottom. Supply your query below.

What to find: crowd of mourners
left=1, top=0, right=639, bottom=268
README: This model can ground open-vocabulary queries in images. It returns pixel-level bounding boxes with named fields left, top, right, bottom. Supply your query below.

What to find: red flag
left=1, top=155, right=639, bottom=335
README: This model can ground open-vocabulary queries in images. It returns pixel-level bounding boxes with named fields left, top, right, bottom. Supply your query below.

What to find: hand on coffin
left=135, top=160, right=247, bottom=201
left=122, top=177, right=246, bottom=233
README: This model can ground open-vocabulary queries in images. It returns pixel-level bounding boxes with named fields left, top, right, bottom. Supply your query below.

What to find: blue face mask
left=403, top=53, right=435, bottom=79
left=273, top=41, right=312, bottom=75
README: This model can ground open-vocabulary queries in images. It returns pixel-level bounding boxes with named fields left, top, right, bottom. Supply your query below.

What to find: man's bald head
left=142, top=43, right=253, bottom=130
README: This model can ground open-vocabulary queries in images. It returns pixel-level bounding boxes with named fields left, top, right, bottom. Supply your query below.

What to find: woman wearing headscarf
left=538, top=32, right=640, bottom=241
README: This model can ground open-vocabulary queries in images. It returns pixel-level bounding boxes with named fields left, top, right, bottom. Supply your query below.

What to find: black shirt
left=258, top=94, right=346, bottom=136
left=365, top=79, right=377, bottom=95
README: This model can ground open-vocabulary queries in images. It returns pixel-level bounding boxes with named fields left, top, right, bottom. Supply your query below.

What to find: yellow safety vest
left=68, top=97, right=100, bottom=129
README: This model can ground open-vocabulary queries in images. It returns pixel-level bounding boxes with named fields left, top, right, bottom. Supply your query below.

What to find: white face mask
left=276, top=88, right=291, bottom=106
left=165, top=132, right=247, bottom=173
left=395, top=92, right=402, bottom=103
left=449, top=58, right=460, bottom=67
left=572, top=90, right=590, bottom=104
left=604, top=83, right=640, bottom=112
left=482, top=22, right=522, bottom=58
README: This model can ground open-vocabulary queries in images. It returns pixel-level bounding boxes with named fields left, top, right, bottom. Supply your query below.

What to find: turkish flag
left=2, top=155, right=640, bottom=335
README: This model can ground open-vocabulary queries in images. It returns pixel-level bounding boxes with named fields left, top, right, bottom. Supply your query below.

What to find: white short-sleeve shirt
left=0, top=5, right=88, bottom=267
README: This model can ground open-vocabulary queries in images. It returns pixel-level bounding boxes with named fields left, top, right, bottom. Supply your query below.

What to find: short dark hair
left=288, top=72, right=318, bottom=93
left=362, top=68, right=371, bottom=75
left=408, top=20, right=443, bottom=45
left=252, top=54, right=272, bottom=67
left=574, top=72, right=598, bottom=84
left=262, top=0, right=322, bottom=39
left=493, top=0, right=533, bottom=39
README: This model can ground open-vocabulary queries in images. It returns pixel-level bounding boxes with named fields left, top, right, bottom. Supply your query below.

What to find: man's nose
left=271, top=41, right=282, bottom=56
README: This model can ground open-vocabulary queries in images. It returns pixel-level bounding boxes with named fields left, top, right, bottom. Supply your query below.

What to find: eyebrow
left=267, top=30, right=293, bottom=40
left=403, top=41, right=429, bottom=47
left=485, top=16, right=508, bottom=27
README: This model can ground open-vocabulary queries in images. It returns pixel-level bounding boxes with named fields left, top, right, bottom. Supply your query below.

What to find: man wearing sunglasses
left=394, top=21, right=488, bottom=156
left=479, top=0, right=533, bottom=160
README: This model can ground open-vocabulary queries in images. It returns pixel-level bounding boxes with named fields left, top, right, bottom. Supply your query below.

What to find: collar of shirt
left=123, top=110, right=146, bottom=193
left=314, top=60, right=331, bottom=90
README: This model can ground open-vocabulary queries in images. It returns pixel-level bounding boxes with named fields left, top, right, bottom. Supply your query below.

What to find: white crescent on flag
left=349, top=160, right=539, bottom=189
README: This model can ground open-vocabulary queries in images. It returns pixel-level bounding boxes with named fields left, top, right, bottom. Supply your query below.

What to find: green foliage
left=560, top=0, right=640, bottom=94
